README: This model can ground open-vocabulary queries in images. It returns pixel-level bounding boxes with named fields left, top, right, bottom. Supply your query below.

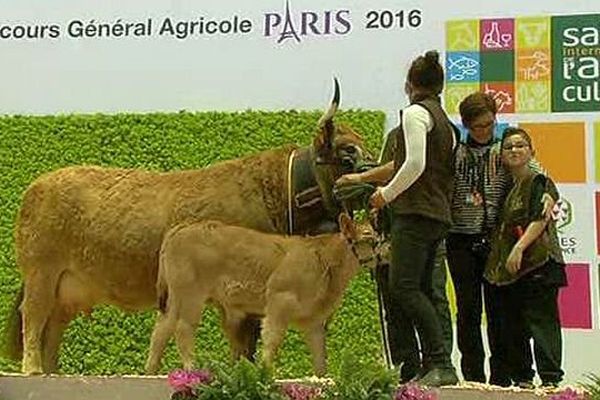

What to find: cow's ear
left=338, top=212, right=356, bottom=241
left=313, top=122, right=335, bottom=160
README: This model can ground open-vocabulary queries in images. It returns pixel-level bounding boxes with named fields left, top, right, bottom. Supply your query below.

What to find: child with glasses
left=484, top=127, right=566, bottom=388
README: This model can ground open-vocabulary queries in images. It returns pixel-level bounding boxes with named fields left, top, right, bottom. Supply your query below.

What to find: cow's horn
left=317, top=77, right=340, bottom=128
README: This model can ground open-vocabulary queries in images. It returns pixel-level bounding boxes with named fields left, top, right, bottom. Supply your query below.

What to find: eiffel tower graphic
left=278, top=0, right=301, bottom=43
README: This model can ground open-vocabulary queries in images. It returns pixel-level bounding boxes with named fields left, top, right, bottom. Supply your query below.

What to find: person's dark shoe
left=516, top=381, right=535, bottom=389
left=399, top=364, right=419, bottom=384
left=417, top=367, right=458, bottom=387
left=489, top=377, right=512, bottom=387
left=541, top=381, right=560, bottom=389
left=463, top=373, right=485, bottom=384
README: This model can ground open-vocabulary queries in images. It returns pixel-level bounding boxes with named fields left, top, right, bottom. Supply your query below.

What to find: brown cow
left=7, top=81, right=368, bottom=374
left=144, top=213, right=376, bottom=376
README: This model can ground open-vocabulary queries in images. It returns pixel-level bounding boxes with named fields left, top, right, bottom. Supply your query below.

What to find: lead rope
left=287, top=150, right=297, bottom=235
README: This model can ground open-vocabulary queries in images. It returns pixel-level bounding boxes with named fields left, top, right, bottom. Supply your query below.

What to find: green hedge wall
left=0, top=109, right=386, bottom=377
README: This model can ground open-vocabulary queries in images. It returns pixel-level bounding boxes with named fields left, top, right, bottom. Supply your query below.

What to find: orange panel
left=518, top=122, right=586, bottom=183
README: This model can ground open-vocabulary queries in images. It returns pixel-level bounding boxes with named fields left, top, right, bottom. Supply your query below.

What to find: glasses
left=469, top=119, right=495, bottom=131
left=502, top=142, right=530, bottom=151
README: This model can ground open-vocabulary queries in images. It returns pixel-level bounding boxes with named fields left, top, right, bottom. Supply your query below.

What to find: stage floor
left=0, top=373, right=582, bottom=400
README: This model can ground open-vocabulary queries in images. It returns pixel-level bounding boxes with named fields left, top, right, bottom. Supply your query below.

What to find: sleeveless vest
left=388, top=97, right=455, bottom=225
left=485, top=173, right=564, bottom=286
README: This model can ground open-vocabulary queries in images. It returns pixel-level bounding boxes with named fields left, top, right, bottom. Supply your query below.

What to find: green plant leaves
left=0, top=109, right=385, bottom=376
left=581, top=373, right=600, bottom=400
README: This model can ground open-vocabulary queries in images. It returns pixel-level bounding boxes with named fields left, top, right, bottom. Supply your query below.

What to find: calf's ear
left=338, top=212, right=357, bottom=241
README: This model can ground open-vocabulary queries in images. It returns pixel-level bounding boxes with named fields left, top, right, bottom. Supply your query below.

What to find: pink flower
left=394, top=383, right=439, bottom=400
left=167, top=369, right=213, bottom=393
left=548, top=388, right=585, bottom=400
left=281, top=382, right=322, bottom=400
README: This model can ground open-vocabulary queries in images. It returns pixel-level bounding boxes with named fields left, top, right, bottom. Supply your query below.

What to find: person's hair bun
left=424, top=50, right=440, bottom=64
left=407, top=49, right=444, bottom=95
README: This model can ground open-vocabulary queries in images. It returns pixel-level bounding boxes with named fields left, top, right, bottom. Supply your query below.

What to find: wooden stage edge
left=0, top=373, right=588, bottom=400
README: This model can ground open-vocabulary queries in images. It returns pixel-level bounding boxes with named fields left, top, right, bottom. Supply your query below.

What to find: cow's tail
left=157, top=281, right=168, bottom=314
left=3, top=284, right=24, bottom=362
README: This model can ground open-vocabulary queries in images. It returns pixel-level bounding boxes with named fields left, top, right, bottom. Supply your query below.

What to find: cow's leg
left=174, top=295, right=206, bottom=371
left=42, top=270, right=94, bottom=373
left=238, top=316, right=261, bottom=362
left=146, top=310, right=178, bottom=374
left=302, top=322, right=327, bottom=377
left=41, top=307, right=75, bottom=373
left=21, top=270, right=59, bottom=375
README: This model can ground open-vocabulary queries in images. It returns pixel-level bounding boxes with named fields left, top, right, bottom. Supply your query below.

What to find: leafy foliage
left=167, top=356, right=401, bottom=400
left=195, top=359, right=286, bottom=400
left=0, top=109, right=385, bottom=376
left=321, top=351, right=397, bottom=400
left=580, top=373, right=600, bottom=400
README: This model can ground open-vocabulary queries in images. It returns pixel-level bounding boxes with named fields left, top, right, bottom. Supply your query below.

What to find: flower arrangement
left=280, top=382, right=323, bottom=400
left=167, top=369, right=213, bottom=399
left=165, top=358, right=599, bottom=400
left=394, top=383, right=438, bottom=400
left=165, top=352, right=398, bottom=400
left=547, top=388, right=586, bottom=400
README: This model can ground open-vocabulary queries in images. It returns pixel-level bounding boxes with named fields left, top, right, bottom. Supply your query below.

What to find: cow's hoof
left=22, top=365, right=43, bottom=375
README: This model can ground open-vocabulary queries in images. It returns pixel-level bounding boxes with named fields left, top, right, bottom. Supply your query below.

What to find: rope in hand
left=332, top=181, right=377, bottom=213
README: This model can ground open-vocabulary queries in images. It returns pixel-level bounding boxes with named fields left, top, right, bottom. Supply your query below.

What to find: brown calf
left=145, top=213, right=376, bottom=376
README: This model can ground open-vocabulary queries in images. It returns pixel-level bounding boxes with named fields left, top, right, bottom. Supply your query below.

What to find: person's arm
left=505, top=175, right=552, bottom=274
left=378, top=105, right=432, bottom=203
left=354, top=161, right=395, bottom=184
left=337, top=127, right=399, bottom=185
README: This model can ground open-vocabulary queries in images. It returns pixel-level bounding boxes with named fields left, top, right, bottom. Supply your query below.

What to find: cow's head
left=312, top=78, right=365, bottom=175
left=310, top=78, right=368, bottom=218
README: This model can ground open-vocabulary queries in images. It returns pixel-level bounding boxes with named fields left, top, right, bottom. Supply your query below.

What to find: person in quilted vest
left=484, top=127, right=566, bottom=388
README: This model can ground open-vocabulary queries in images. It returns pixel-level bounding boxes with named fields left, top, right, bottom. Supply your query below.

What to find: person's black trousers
left=504, top=273, right=564, bottom=385
left=388, top=214, right=452, bottom=370
left=446, top=232, right=526, bottom=385
left=376, top=242, right=453, bottom=379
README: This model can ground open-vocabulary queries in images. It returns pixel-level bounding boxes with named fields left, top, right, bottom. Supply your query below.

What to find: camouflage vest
left=484, top=173, right=564, bottom=286
left=389, top=97, right=455, bottom=225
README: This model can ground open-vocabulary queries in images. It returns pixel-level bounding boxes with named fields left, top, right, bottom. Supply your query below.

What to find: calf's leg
left=261, top=293, right=296, bottom=370
left=146, top=310, right=178, bottom=374
left=261, top=316, right=288, bottom=370
left=174, top=295, right=207, bottom=371
left=303, top=322, right=327, bottom=376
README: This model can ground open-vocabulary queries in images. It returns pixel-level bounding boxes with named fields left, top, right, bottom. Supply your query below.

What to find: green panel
left=480, top=51, right=515, bottom=82
left=551, top=13, right=600, bottom=112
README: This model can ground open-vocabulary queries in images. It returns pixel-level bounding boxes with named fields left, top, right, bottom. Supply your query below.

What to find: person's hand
left=506, top=245, right=523, bottom=275
left=541, top=193, right=555, bottom=221
left=336, top=173, right=362, bottom=186
left=369, top=188, right=386, bottom=210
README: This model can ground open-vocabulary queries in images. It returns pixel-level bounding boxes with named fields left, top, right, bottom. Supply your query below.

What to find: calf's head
left=338, top=212, right=377, bottom=269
